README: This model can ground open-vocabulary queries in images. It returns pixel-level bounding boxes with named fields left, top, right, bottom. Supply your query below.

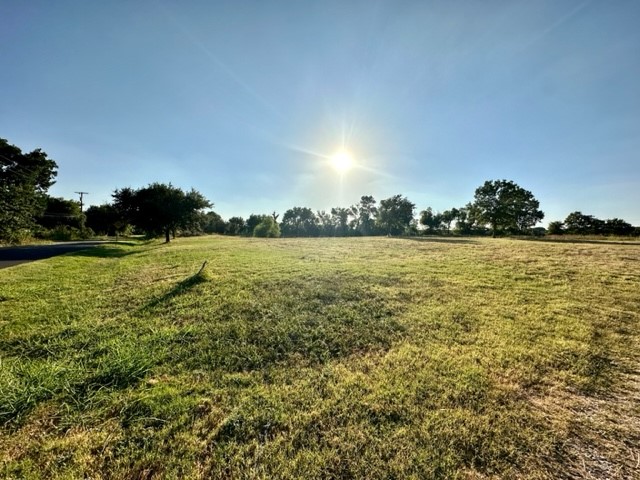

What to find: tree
left=547, top=221, right=565, bottom=235
left=331, top=207, right=351, bottom=236
left=1, top=138, right=58, bottom=242
left=564, top=212, right=604, bottom=235
left=472, top=180, right=544, bottom=236
left=112, top=183, right=211, bottom=242
left=377, top=194, right=415, bottom=235
left=419, top=207, right=442, bottom=233
left=225, top=217, right=245, bottom=235
left=316, top=210, right=335, bottom=236
left=454, top=203, right=486, bottom=235
left=244, top=214, right=268, bottom=236
left=357, top=195, right=378, bottom=236
left=37, top=196, right=83, bottom=230
left=280, top=207, right=318, bottom=237
left=201, top=211, right=226, bottom=234
left=440, top=208, right=459, bottom=233
left=561, top=213, right=634, bottom=236
left=253, top=217, right=280, bottom=237
left=604, top=218, right=634, bottom=236
left=86, top=203, right=124, bottom=236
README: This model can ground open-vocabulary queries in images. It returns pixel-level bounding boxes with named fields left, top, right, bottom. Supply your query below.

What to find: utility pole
left=75, top=191, right=89, bottom=212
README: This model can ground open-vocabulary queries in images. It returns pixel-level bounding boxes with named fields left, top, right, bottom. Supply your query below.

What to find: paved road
left=0, top=241, right=108, bottom=269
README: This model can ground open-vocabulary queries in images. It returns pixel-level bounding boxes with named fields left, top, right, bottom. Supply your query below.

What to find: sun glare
left=331, top=150, right=354, bottom=173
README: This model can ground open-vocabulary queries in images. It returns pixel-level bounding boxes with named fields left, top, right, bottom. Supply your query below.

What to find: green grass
left=1, top=236, right=639, bottom=479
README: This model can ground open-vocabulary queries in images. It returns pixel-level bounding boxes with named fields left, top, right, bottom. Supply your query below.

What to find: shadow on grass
left=143, top=271, right=209, bottom=310
left=399, top=236, right=480, bottom=245
left=68, top=245, right=139, bottom=259
left=69, top=242, right=167, bottom=259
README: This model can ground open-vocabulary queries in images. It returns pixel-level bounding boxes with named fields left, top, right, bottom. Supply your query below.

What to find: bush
left=1, top=228, right=35, bottom=245
left=253, top=217, right=280, bottom=238
left=547, top=221, right=564, bottom=235
left=39, top=225, right=94, bottom=241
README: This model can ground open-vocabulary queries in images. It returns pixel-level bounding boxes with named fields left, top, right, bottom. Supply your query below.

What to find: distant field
left=1, top=236, right=639, bottom=479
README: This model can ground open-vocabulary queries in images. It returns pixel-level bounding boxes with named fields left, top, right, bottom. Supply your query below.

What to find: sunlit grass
left=1, top=236, right=638, bottom=478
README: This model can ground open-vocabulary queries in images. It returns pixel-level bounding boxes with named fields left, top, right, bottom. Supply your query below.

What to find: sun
left=331, top=149, right=354, bottom=173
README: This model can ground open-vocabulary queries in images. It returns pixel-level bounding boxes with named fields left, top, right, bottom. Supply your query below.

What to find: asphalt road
left=0, top=241, right=107, bottom=269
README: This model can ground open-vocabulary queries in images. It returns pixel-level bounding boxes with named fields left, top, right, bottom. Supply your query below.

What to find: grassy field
left=1, top=236, right=639, bottom=479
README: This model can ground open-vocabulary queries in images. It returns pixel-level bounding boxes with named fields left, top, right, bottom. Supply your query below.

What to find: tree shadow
left=68, top=244, right=139, bottom=259
left=398, top=236, right=480, bottom=245
left=142, top=271, right=209, bottom=311
left=69, top=242, right=167, bottom=259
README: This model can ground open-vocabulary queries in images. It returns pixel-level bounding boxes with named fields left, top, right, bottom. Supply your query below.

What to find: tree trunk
left=165, top=228, right=170, bottom=243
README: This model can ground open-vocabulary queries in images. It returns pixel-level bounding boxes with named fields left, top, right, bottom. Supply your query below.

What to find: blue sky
left=2, top=0, right=639, bottom=225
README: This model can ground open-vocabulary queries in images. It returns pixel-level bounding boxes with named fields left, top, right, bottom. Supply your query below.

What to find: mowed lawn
left=1, top=236, right=639, bottom=479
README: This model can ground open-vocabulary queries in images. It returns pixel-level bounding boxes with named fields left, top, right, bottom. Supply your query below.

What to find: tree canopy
left=419, top=207, right=442, bottom=233
left=112, top=183, right=211, bottom=242
left=1, top=138, right=58, bottom=242
left=281, top=207, right=319, bottom=237
left=377, top=195, right=415, bottom=235
left=356, top=195, right=378, bottom=235
left=225, top=217, right=245, bottom=235
left=472, top=180, right=544, bottom=236
left=552, top=212, right=635, bottom=236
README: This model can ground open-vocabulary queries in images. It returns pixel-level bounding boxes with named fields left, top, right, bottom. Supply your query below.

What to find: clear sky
left=2, top=0, right=639, bottom=225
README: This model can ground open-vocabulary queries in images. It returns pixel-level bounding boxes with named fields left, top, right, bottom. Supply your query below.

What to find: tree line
left=82, top=181, right=640, bottom=240
left=201, top=184, right=540, bottom=239
left=88, top=182, right=544, bottom=240
left=2, top=137, right=638, bottom=243
left=548, top=213, right=636, bottom=236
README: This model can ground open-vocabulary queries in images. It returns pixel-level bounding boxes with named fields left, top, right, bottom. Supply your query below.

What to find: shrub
left=253, top=217, right=280, bottom=238
left=39, top=225, right=94, bottom=241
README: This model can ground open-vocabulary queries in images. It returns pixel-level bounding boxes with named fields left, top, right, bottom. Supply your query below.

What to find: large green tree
left=605, top=218, right=634, bottom=236
left=113, top=183, right=211, bottom=242
left=377, top=194, right=415, bottom=236
left=0, top=138, right=58, bottom=242
left=563, top=211, right=605, bottom=235
left=280, top=207, right=318, bottom=237
left=472, top=180, right=544, bottom=236
left=551, top=213, right=636, bottom=236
